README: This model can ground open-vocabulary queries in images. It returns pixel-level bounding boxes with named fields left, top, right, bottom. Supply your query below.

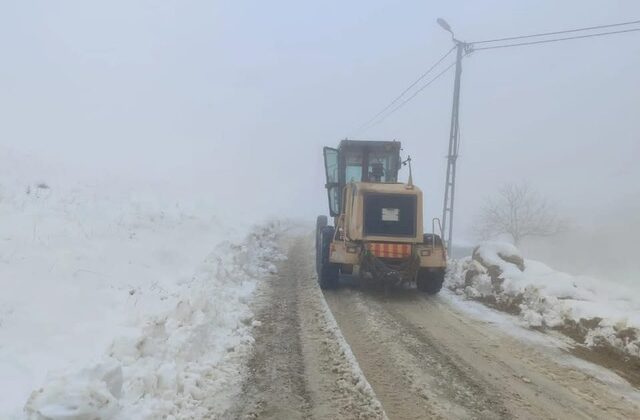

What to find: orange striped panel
left=367, top=242, right=412, bottom=258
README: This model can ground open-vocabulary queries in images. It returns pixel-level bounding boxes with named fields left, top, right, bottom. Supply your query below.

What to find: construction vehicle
left=316, top=140, right=447, bottom=293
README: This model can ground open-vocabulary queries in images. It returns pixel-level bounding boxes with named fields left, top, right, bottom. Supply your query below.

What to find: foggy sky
left=1, top=1, right=639, bottom=240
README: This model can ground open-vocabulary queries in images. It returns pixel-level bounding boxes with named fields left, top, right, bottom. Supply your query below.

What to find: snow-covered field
left=0, top=150, right=284, bottom=419
left=446, top=242, right=640, bottom=359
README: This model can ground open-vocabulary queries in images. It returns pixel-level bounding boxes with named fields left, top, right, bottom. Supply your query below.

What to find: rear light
left=346, top=245, right=358, bottom=254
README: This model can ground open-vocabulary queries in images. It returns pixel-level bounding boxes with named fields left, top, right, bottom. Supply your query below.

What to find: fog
left=1, top=1, right=639, bottom=281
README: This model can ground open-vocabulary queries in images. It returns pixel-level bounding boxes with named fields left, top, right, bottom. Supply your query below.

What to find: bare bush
left=474, top=183, right=566, bottom=245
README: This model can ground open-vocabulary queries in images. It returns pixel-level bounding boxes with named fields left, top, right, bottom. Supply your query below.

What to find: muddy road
left=228, top=237, right=640, bottom=419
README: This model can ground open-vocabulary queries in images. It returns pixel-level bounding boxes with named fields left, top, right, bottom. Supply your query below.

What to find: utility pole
left=437, top=19, right=468, bottom=256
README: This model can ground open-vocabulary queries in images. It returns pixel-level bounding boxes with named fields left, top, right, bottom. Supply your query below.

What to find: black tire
left=318, top=226, right=340, bottom=289
left=417, top=268, right=445, bottom=294
left=315, top=215, right=328, bottom=275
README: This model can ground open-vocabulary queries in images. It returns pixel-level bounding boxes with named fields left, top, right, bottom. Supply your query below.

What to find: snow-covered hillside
left=446, top=242, right=640, bottom=360
left=0, top=149, right=283, bottom=418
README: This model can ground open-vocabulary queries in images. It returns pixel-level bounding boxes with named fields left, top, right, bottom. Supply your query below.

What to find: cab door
left=323, top=147, right=341, bottom=216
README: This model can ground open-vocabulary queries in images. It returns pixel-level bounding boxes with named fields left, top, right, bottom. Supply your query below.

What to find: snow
left=0, top=148, right=284, bottom=419
left=23, top=224, right=282, bottom=419
left=472, top=241, right=522, bottom=268
left=446, top=241, right=640, bottom=358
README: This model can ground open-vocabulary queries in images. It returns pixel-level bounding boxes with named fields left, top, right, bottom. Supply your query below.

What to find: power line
left=360, top=60, right=457, bottom=131
left=351, top=20, right=640, bottom=135
left=472, top=19, right=640, bottom=44
left=474, top=27, right=640, bottom=51
left=355, top=46, right=455, bottom=133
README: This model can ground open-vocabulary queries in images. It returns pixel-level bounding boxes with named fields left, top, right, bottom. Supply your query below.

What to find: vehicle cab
left=323, top=140, right=402, bottom=217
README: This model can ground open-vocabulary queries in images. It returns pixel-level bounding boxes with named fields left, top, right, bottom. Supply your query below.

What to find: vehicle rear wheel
left=315, top=215, right=328, bottom=275
left=318, top=226, right=339, bottom=289
left=417, top=268, right=445, bottom=294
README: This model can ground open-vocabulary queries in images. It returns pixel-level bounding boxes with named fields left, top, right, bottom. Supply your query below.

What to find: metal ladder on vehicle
left=432, top=218, right=444, bottom=248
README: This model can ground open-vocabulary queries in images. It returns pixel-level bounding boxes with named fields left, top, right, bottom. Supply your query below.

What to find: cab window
left=345, top=151, right=363, bottom=182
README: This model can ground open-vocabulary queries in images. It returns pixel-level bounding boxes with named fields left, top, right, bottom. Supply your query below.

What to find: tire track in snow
left=227, top=235, right=385, bottom=419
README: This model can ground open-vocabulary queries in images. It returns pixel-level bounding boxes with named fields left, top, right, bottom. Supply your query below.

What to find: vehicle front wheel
left=318, top=226, right=339, bottom=289
left=315, top=215, right=328, bottom=275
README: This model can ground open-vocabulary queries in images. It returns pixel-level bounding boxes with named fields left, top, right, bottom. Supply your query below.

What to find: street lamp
left=437, top=18, right=453, bottom=36
left=438, top=18, right=463, bottom=44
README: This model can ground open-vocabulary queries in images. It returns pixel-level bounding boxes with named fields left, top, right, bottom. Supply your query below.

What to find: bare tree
left=474, top=183, right=565, bottom=245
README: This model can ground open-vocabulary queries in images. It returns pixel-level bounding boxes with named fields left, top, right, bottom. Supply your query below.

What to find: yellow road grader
left=316, top=140, right=447, bottom=293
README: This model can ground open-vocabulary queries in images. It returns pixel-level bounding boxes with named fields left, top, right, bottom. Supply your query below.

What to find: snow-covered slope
left=446, top=242, right=640, bottom=359
left=0, top=148, right=283, bottom=418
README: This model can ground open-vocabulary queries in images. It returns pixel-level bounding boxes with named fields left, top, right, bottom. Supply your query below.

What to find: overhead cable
left=360, top=60, right=457, bottom=131
left=355, top=46, right=455, bottom=133
left=472, top=19, right=640, bottom=44
left=473, top=27, right=640, bottom=50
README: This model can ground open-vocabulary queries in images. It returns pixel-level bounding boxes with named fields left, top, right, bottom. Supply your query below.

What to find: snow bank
left=446, top=242, right=640, bottom=359
left=23, top=222, right=283, bottom=419
left=0, top=149, right=284, bottom=418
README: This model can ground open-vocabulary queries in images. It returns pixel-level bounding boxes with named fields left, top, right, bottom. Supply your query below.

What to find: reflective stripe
left=367, top=243, right=411, bottom=258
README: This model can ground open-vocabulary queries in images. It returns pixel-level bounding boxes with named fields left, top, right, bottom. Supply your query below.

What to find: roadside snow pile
left=0, top=150, right=284, bottom=418
left=23, top=222, right=283, bottom=419
left=446, top=242, right=640, bottom=359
